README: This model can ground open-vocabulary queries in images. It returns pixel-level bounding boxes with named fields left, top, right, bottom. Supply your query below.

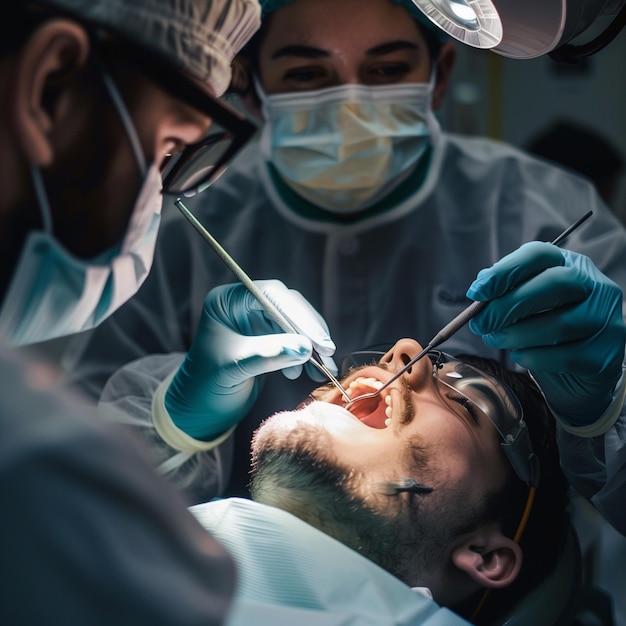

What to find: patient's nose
left=379, top=338, right=431, bottom=390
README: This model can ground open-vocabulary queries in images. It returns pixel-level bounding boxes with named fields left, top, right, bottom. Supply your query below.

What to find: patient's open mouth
left=345, top=377, right=392, bottom=428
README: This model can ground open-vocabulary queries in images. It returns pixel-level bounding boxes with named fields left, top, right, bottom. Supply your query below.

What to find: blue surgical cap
left=259, top=0, right=449, bottom=42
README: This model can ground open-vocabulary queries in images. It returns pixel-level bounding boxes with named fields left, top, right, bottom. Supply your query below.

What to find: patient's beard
left=249, top=416, right=465, bottom=586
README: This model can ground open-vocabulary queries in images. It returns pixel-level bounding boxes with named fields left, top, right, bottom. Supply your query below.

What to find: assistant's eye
left=283, top=66, right=329, bottom=86
left=366, top=63, right=411, bottom=84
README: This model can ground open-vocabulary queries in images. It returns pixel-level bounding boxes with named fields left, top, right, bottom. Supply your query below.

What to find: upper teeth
left=347, top=377, right=384, bottom=394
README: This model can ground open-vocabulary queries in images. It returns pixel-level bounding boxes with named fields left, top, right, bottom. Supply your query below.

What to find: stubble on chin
left=251, top=410, right=331, bottom=460
left=249, top=413, right=350, bottom=521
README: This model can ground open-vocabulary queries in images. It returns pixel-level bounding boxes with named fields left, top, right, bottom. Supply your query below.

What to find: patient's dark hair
left=452, top=354, right=570, bottom=625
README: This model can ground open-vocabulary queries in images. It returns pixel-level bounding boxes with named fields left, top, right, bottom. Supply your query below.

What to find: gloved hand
left=467, top=242, right=626, bottom=427
left=164, top=280, right=337, bottom=439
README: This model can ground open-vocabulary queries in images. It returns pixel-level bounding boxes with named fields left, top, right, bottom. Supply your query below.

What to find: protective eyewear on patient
left=341, top=349, right=540, bottom=488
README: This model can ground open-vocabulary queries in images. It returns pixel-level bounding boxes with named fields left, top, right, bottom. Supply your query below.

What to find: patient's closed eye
left=446, top=392, right=480, bottom=424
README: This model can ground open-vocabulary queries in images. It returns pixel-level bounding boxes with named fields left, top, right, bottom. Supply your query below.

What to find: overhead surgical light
left=410, top=0, right=626, bottom=61
left=410, top=0, right=503, bottom=48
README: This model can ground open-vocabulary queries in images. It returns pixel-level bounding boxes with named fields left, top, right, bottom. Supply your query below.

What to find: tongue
left=348, top=396, right=387, bottom=429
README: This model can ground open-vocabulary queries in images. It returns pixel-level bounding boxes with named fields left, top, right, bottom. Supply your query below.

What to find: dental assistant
left=63, top=0, right=626, bottom=536
left=0, top=0, right=342, bottom=623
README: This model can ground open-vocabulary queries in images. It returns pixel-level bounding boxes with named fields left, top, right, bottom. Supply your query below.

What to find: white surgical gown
left=62, top=133, right=626, bottom=535
left=190, top=497, right=470, bottom=625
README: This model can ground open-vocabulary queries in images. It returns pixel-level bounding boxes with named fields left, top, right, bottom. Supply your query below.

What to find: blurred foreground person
left=0, top=0, right=262, bottom=623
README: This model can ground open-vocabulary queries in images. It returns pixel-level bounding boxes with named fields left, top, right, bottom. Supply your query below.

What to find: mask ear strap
left=31, top=166, right=53, bottom=235
left=251, top=74, right=268, bottom=105
left=428, top=67, right=438, bottom=90
left=95, top=57, right=148, bottom=177
left=252, top=74, right=274, bottom=161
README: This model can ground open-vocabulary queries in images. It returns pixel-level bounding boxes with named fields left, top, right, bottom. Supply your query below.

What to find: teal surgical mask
left=0, top=67, right=162, bottom=346
left=257, top=77, right=440, bottom=214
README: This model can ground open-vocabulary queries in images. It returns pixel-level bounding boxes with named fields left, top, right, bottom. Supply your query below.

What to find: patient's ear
left=452, top=528, right=523, bottom=589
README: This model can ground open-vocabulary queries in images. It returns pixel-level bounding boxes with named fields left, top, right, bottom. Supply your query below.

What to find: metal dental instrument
left=174, top=199, right=352, bottom=404
left=345, top=210, right=594, bottom=410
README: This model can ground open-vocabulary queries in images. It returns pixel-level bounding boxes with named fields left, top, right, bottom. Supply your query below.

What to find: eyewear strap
left=470, top=486, right=537, bottom=622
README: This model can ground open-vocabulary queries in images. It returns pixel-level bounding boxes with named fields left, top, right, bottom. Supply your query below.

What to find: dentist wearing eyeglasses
left=0, top=0, right=344, bottom=623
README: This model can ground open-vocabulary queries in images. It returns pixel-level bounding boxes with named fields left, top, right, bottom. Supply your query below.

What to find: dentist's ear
left=13, top=20, right=90, bottom=165
left=452, top=528, right=523, bottom=589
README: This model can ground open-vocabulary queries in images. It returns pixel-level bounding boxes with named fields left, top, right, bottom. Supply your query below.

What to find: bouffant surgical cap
left=35, top=0, right=261, bottom=96
left=258, top=0, right=448, bottom=41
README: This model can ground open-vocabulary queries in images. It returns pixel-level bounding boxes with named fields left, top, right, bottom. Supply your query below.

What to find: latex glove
left=164, top=280, right=337, bottom=440
left=467, top=242, right=626, bottom=427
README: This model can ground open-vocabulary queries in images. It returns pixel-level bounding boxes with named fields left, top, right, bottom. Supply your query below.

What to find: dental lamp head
left=410, top=0, right=626, bottom=61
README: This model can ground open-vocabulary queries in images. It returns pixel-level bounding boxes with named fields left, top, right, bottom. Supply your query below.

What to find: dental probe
left=174, top=199, right=352, bottom=404
left=345, top=210, right=593, bottom=410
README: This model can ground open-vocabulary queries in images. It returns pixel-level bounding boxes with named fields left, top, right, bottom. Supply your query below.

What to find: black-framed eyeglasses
left=93, top=33, right=258, bottom=197
left=160, top=91, right=257, bottom=197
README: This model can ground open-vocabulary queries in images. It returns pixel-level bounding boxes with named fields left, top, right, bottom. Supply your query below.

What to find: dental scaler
left=344, top=210, right=593, bottom=410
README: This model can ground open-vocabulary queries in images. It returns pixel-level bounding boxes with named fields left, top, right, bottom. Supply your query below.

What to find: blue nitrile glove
left=467, top=242, right=626, bottom=427
left=165, top=280, right=337, bottom=440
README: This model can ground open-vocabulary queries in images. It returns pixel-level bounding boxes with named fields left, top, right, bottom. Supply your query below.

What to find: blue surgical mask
left=0, top=67, right=162, bottom=346
left=257, top=77, right=440, bottom=214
